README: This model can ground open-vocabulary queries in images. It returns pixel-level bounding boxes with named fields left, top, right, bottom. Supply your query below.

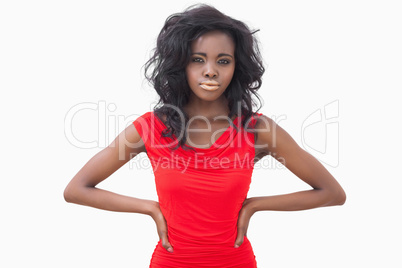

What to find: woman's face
left=185, top=30, right=236, bottom=102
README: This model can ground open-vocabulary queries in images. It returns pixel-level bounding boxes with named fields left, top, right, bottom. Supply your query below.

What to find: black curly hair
left=143, top=3, right=265, bottom=151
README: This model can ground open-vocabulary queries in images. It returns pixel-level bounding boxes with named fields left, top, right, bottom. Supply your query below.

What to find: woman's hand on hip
left=234, top=198, right=256, bottom=248
left=149, top=201, right=174, bottom=253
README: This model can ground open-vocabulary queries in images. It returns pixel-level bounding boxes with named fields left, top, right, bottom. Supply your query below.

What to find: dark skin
left=234, top=115, right=346, bottom=247
left=64, top=30, right=346, bottom=255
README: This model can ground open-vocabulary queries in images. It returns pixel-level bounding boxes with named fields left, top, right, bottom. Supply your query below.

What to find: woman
left=64, top=4, right=346, bottom=267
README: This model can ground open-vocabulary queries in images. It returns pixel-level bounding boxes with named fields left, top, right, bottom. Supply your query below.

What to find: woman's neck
left=183, top=97, right=231, bottom=121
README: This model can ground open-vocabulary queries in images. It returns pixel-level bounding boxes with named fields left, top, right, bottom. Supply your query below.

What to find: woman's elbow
left=320, top=186, right=346, bottom=207
left=63, top=183, right=79, bottom=203
left=331, top=187, right=347, bottom=206
left=337, top=188, right=347, bottom=205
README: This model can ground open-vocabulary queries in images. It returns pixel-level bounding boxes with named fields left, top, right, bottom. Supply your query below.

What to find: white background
left=1, top=0, right=401, bottom=267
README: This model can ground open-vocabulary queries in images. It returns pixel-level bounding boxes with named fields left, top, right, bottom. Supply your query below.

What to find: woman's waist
left=159, top=235, right=251, bottom=252
left=167, top=221, right=238, bottom=246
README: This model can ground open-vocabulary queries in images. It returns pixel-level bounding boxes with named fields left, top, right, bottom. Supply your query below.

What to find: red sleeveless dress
left=132, top=111, right=262, bottom=268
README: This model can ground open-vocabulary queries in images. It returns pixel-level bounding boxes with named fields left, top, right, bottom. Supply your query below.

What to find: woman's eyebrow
left=192, top=52, right=234, bottom=59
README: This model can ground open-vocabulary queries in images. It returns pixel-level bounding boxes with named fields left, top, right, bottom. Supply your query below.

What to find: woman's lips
left=200, top=84, right=220, bottom=91
left=200, top=82, right=220, bottom=91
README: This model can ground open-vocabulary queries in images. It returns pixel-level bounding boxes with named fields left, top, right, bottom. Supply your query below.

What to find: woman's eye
left=218, top=59, right=230, bottom=64
left=192, top=58, right=204, bottom=62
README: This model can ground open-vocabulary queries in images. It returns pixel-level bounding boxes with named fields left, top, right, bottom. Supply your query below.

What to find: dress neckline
left=153, top=112, right=241, bottom=151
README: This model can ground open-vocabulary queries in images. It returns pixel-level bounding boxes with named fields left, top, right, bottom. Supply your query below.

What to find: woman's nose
left=203, top=63, right=218, bottom=78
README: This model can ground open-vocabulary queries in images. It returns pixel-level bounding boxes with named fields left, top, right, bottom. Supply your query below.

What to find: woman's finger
left=153, top=206, right=174, bottom=253
left=160, top=230, right=174, bottom=253
left=234, top=229, right=245, bottom=248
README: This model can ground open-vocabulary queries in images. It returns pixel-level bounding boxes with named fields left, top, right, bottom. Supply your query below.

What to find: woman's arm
left=234, top=115, right=346, bottom=247
left=250, top=114, right=346, bottom=212
left=64, top=123, right=156, bottom=215
left=64, top=122, right=175, bottom=253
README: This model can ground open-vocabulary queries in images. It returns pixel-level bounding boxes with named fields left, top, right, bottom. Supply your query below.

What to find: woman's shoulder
left=252, top=113, right=278, bottom=137
left=133, top=110, right=170, bottom=135
left=242, top=111, right=265, bottom=129
left=133, top=111, right=160, bottom=125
